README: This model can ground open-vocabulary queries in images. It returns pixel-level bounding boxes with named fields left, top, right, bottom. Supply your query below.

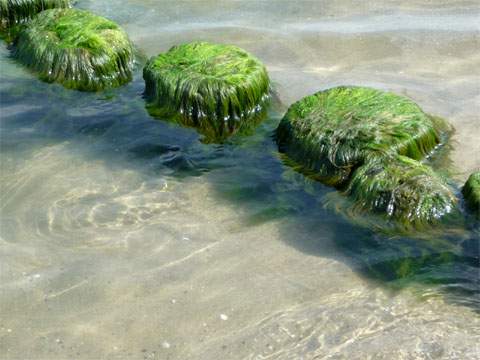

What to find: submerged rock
left=143, top=41, right=270, bottom=142
left=347, top=155, right=457, bottom=228
left=462, top=172, right=480, bottom=218
left=277, top=86, right=448, bottom=187
left=13, top=8, right=134, bottom=91
left=277, top=86, right=457, bottom=229
left=0, top=0, right=70, bottom=28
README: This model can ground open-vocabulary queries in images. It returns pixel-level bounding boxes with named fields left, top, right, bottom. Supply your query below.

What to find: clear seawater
left=1, top=1, right=479, bottom=359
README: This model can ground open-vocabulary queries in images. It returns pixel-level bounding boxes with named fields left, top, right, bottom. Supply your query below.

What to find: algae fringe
left=277, top=86, right=449, bottom=187
left=462, top=172, right=480, bottom=218
left=13, top=8, right=134, bottom=91
left=0, top=0, right=70, bottom=28
left=276, top=86, right=458, bottom=231
left=144, top=41, right=270, bottom=142
left=346, top=155, right=458, bottom=229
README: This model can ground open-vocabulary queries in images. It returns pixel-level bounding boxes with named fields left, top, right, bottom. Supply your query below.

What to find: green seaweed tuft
left=13, top=8, right=134, bottom=91
left=462, top=172, right=480, bottom=218
left=277, top=86, right=449, bottom=187
left=0, top=0, right=70, bottom=30
left=146, top=101, right=268, bottom=144
left=143, top=41, right=270, bottom=142
left=277, top=86, right=459, bottom=231
left=346, top=155, right=458, bottom=229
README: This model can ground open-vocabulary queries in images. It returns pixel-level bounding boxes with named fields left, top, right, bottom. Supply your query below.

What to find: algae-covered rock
left=0, top=0, right=70, bottom=28
left=462, top=172, right=480, bottom=217
left=144, top=41, right=270, bottom=142
left=346, top=155, right=457, bottom=228
left=277, top=86, right=458, bottom=230
left=13, top=8, right=134, bottom=91
left=277, top=86, right=448, bottom=187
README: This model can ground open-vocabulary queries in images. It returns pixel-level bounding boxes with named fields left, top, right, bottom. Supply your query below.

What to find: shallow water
left=1, top=1, right=480, bottom=359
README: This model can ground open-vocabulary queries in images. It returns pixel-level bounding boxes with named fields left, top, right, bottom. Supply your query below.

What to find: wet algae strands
left=277, top=86, right=456, bottom=229
left=13, top=8, right=134, bottom=91
left=347, top=155, right=456, bottom=228
left=0, top=0, right=70, bottom=28
left=462, top=172, right=480, bottom=218
left=277, top=86, right=447, bottom=187
left=144, top=41, right=270, bottom=142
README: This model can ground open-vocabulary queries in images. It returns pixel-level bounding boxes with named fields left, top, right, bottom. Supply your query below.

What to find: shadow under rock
left=199, top=111, right=480, bottom=313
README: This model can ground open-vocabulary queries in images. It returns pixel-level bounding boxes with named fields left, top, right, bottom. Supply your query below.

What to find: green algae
left=0, top=0, right=70, bottom=29
left=462, top=172, right=480, bottom=218
left=346, top=155, right=458, bottom=229
left=276, top=86, right=459, bottom=231
left=144, top=41, right=270, bottom=142
left=13, top=8, right=134, bottom=91
left=277, top=86, right=449, bottom=187
left=146, top=101, right=268, bottom=144
left=0, top=0, right=70, bottom=43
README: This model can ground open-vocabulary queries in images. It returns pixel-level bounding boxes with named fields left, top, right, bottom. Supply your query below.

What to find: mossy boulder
left=13, top=8, right=134, bottom=91
left=0, top=0, right=70, bottom=29
left=462, top=172, right=480, bottom=218
left=346, top=155, right=457, bottom=228
left=144, top=41, right=270, bottom=142
left=277, top=86, right=458, bottom=229
left=277, top=86, right=448, bottom=187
